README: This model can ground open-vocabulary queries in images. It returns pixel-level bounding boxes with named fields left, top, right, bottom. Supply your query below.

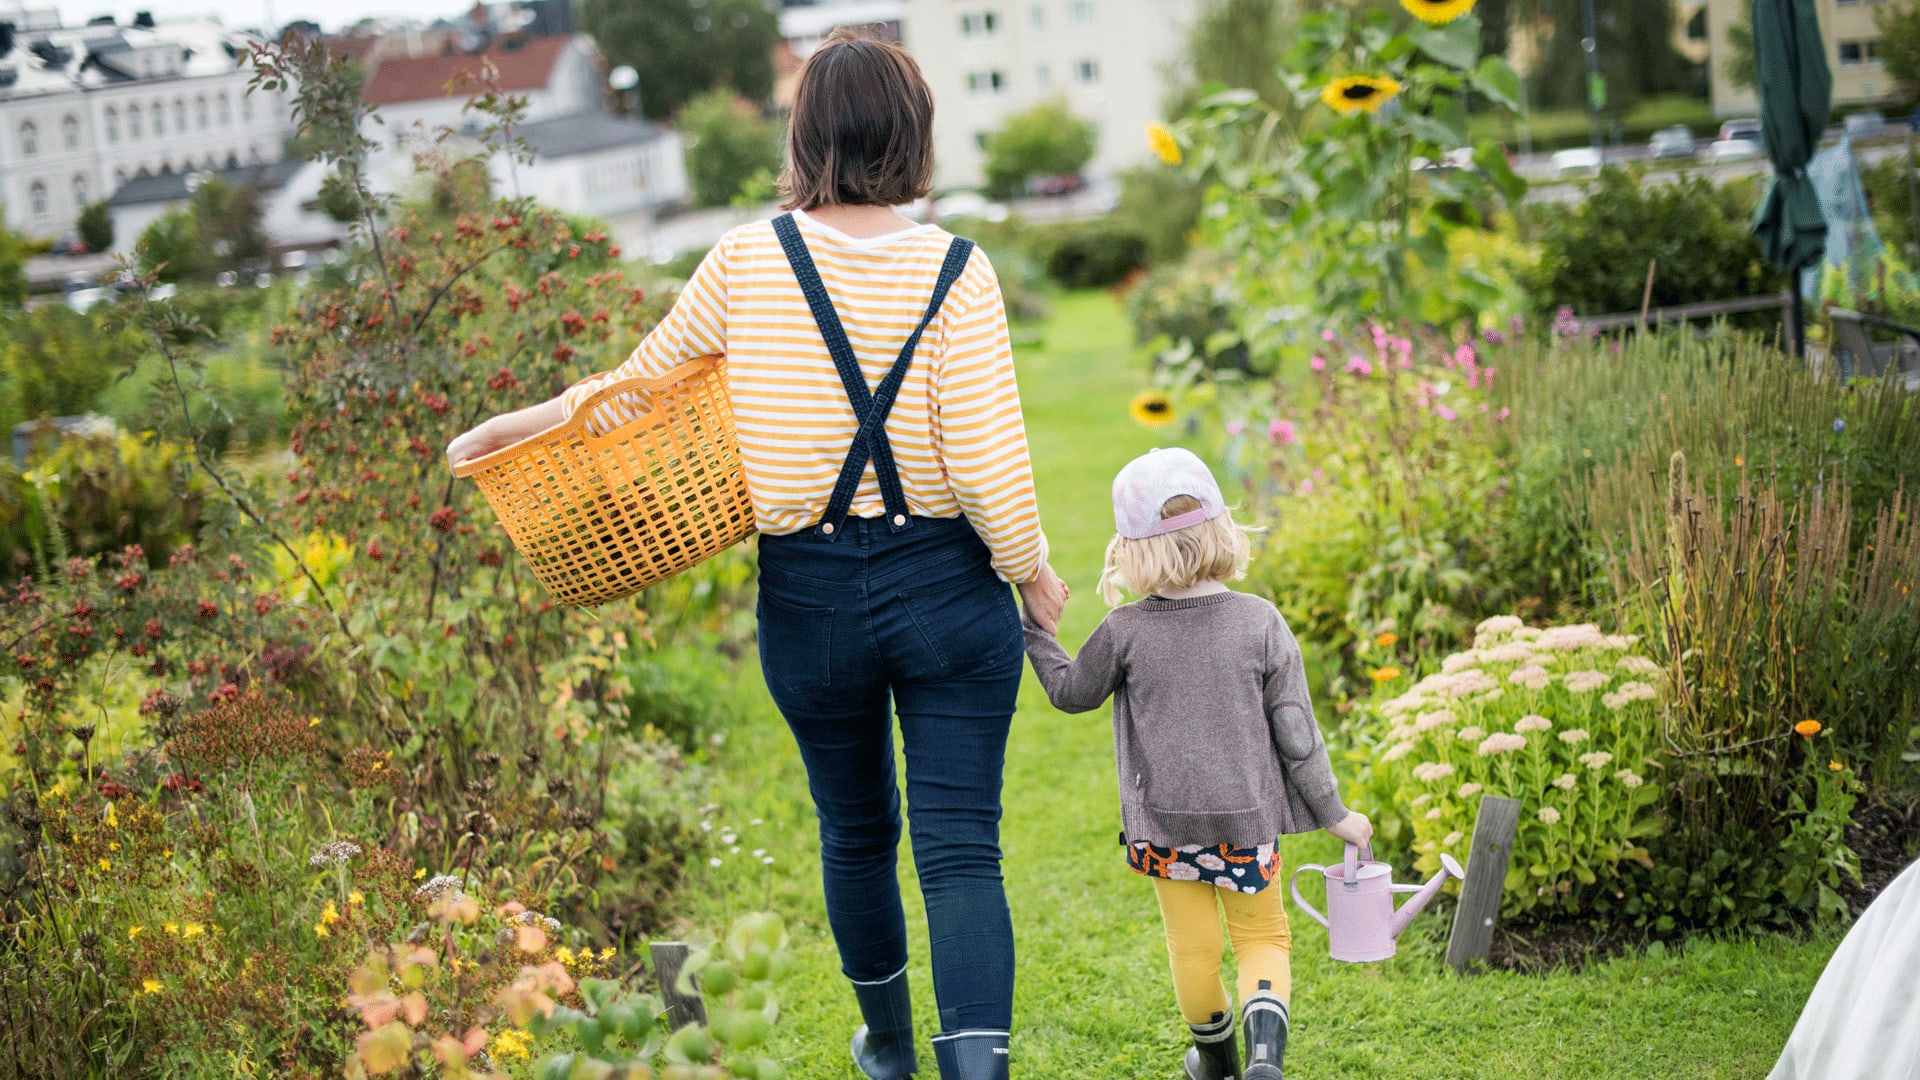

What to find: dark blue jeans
left=757, top=515, right=1024, bottom=1032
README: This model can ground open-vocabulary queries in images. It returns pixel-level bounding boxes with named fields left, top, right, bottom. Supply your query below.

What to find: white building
left=361, top=33, right=687, bottom=221
left=774, top=0, right=905, bottom=106
left=0, top=8, right=294, bottom=240
left=900, top=0, right=1197, bottom=191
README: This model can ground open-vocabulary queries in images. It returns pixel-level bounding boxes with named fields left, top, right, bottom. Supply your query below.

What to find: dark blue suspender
left=771, top=212, right=975, bottom=539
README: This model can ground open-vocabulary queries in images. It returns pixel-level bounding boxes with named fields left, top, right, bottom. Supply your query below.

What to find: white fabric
left=1768, top=857, right=1920, bottom=1080
left=1112, top=447, right=1227, bottom=539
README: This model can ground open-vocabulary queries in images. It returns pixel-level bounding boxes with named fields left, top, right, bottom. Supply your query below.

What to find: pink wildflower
left=1225, top=419, right=1246, bottom=436
left=1268, top=419, right=1297, bottom=446
left=1321, top=329, right=1336, bottom=342
left=1344, top=355, right=1373, bottom=376
left=1310, top=354, right=1327, bottom=371
left=1435, top=405, right=1459, bottom=421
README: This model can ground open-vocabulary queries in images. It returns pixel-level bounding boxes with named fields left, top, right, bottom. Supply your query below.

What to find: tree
left=76, top=200, right=114, bottom=253
left=1524, top=0, right=1695, bottom=114
left=1878, top=0, right=1920, bottom=107
left=1723, top=15, right=1757, bottom=92
left=981, top=98, right=1097, bottom=200
left=678, top=88, right=784, bottom=208
left=135, top=178, right=268, bottom=283
left=137, top=210, right=206, bottom=283
left=0, top=225, right=26, bottom=311
left=578, top=0, right=779, bottom=121
left=1170, top=0, right=1298, bottom=116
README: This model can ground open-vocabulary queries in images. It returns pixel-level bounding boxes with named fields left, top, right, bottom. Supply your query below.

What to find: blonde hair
left=1098, top=495, right=1254, bottom=605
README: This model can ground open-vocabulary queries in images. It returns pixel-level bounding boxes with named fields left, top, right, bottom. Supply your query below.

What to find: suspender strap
left=772, top=212, right=976, bottom=538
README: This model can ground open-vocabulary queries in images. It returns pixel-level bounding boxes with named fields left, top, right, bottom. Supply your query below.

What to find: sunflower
left=1130, top=390, right=1176, bottom=428
left=1146, top=122, right=1183, bottom=166
left=1321, top=75, right=1403, bottom=116
left=1401, top=0, right=1476, bottom=24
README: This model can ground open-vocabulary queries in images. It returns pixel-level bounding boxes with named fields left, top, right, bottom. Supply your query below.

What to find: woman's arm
left=445, top=238, right=731, bottom=469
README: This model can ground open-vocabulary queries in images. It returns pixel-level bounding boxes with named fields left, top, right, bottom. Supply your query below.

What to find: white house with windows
left=899, top=0, right=1196, bottom=190
left=0, top=8, right=295, bottom=240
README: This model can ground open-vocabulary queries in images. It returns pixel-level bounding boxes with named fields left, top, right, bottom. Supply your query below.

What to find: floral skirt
left=1127, top=839, right=1282, bottom=895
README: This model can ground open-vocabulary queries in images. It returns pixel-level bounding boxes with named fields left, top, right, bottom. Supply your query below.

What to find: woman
left=447, top=30, right=1066, bottom=1080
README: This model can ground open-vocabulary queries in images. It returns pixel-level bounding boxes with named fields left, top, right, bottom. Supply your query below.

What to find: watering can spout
left=1387, top=853, right=1465, bottom=939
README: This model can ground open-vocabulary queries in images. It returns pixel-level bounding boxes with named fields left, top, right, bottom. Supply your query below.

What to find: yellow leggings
left=1152, top=877, right=1293, bottom=1024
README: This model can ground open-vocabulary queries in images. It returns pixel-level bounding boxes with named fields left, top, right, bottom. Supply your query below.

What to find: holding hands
left=1018, top=563, right=1071, bottom=635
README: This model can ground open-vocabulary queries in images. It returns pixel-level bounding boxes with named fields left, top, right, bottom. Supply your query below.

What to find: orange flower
left=1370, top=667, right=1403, bottom=682
left=1828, top=760, right=1844, bottom=772
left=1375, top=632, right=1399, bottom=648
left=1794, top=719, right=1822, bottom=737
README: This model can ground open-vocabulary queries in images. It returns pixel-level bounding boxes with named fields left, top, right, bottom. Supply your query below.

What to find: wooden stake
left=1446, top=795, right=1521, bottom=972
left=1639, top=259, right=1658, bottom=328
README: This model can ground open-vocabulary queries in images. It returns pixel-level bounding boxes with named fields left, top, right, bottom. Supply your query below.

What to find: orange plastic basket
left=452, top=355, right=755, bottom=607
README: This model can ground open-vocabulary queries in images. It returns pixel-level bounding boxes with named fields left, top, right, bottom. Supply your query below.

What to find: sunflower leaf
left=1471, top=55, right=1523, bottom=113
left=1409, top=16, right=1481, bottom=71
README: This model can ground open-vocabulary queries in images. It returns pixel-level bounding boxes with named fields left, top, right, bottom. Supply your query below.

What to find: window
left=961, top=11, right=998, bottom=37
left=196, top=97, right=209, bottom=129
left=1838, top=40, right=1866, bottom=65
left=218, top=94, right=231, bottom=125
left=974, top=131, right=989, bottom=150
left=1032, top=3, right=1045, bottom=28
left=62, top=115, right=80, bottom=150
left=152, top=100, right=165, bottom=134
left=20, top=121, right=37, bottom=156
left=1069, top=0, right=1092, bottom=25
left=73, top=174, right=88, bottom=206
left=29, top=181, right=46, bottom=216
left=241, top=94, right=253, bottom=123
left=967, top=69, right=1007, bottom=96
left=1037, top=62, right=1052, bottom=89
left=174, top=99, right=187, bottom=133
left=128, top=104, right=143, bottom=138
left=1076, top=59, right=1100, bottom=84
left=105, top=107, right=119, bottom=143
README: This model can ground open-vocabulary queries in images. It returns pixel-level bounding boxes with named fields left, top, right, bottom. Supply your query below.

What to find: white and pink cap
left=1112, top=447, right=1227, bottom=540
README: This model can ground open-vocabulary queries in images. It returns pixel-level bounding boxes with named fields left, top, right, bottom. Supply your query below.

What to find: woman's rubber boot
left=1185, top=1010, right=1242, bottom=1080
left=931, top=1030, right=1010, bottom=1080
left=1241, top=983, right=1289, bottom=1080
left=850, top=969, right=919, bottom=1079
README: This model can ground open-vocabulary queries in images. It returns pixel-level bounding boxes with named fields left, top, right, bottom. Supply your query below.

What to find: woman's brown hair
left=780, top=28, right=936, bottom=210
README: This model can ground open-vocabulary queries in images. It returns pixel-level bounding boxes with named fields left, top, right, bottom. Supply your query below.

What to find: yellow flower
left=142, top=979, right=163, bottom=995
left=347, top=891, right=365, bottom=905
left=491, top=1028, right=532, bottom=1061
left=98, top=858, right=112, bottom=872
left=320, top=901, right=341, bottom=927
left=313, top=922, right=329, bottom=939
left=1794, top=719, right=1822, bottom=737
left=555, top=945, right=576, bottom=966
left=1146, top=122, right=1182, bottom=166
left=105, top=803, right=119, bottom=828
left=1401, top=0, right=1476, bottom=25
left=599, top=947, right=615, bottom=961
left=1375, top=632, right=1399, bottom=648
left=1370, top=666, right=1403, bottom=682
left=163, top=922, right=178, bottom=935
left=413, top=868, right=428, bottom=880
left=1130, top=390, right=1176, bottom=428
left=182, top=923, right=205, bottom=939
left=1321, top=75, right=1403, bottom=116
left=1829, top=760, right=1844, bottom=772
left=108, top=841, right=120, bottom=852
left=161, top=848, right=172, bottom=859
left=308, top=716, right=321, bottom=728
left=128, top=926, right=144, bottom=940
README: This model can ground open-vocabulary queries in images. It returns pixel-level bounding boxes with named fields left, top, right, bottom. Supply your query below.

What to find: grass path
left=676, top=292, right=1837, bottom=1077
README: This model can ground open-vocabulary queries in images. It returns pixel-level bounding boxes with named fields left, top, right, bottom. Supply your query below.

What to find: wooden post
left=648, top=941, right=708, bottom=1029
left=1445, top=795, right=1521, bottom=973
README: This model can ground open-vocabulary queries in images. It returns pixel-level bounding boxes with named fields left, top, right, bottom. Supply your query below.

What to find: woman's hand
left=1326, top=810, right=1374, bottom=849
left=446, top=397, right=569, bottom=472
left=1017, top=563, right=1070, bottom=635
left=445, top=418, right=515, bottom=471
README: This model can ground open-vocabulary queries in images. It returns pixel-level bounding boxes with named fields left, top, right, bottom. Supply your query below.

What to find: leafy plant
left=679, top=90, right=784, bottom=210
left=982, top=97, right=1098, bottom=200
left=77, top=200, right=115, bottom=254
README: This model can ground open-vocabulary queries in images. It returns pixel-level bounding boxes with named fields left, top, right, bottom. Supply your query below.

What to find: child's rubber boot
left=931, top=1029, right=1010, bottom=1080
left=1185, top=1009, right=1242, bottom=1080
left=850, top=969, right=919, bottom=1079
left=1241, top=982, right=1289, bottom=1080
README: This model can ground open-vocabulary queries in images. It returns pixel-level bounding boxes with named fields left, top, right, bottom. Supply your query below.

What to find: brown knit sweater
left=1024, top=591, right=1349, bottom=849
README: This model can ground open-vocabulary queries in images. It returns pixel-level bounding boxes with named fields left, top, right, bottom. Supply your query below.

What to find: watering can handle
left=1289, top=864, right=1329, bottom=928
left=1342, top=842, right=1373, bottom=883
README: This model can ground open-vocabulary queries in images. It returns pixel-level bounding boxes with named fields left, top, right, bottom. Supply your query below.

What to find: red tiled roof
left=362, top=35, right=571, bottom=107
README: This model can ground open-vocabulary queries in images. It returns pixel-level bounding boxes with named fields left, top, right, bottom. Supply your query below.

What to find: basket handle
left=451, top=355, right=723, bottom=477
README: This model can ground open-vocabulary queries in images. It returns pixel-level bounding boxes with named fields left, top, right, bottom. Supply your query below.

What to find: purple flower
left=1832, top=418, right=1845, bottom=434
left=1344, top=355, right=1373, bottom=377
left=1454, top=343, right=1477, bottom=367
left=1310, top=354, right=1327, bottom=371
left=1482, top=328, right=1507, bottom=346
left=1268, top=418, right=1297, bottom=446
left=1298, top=478, right=1315, bottom=495
left=1435, top=405, right=1459, bottom=421
left=1226, top=419, right=1247, bottom=436
left=1483, top=367, right=1496, bottom=390
left=1552, top=306, right=1580, bottom=338
left=1509, top=314, right=1526, bottom=336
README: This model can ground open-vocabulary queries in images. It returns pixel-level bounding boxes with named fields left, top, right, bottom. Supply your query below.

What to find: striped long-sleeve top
left=560, top=210, right=1049, bottom=583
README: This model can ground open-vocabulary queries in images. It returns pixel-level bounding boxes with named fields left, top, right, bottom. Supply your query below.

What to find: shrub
left=1126, top=252, right=1247, bottom=373
left=679, top=89, right=784, bottom=209
left=1353, top=618, right=1665, bottom=916
left=1527, top=167, right=1785, bottom=318
left=0, top=223, right=26, bottom=310
left=1040, top=223, right=1148, bottom=290
left=1, top=432, right=205, bottom=575
left=0, top=303, right=149, bottom=437
left=77, top=199, right=115, bottom=253
left=982, top=97, right=1097, bottom=200
left=1112, top=165, right=1204, bottom=265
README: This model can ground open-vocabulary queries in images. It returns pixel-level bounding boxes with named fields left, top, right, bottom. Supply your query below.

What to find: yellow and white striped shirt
left=561, top=210, right=1049, bottom=583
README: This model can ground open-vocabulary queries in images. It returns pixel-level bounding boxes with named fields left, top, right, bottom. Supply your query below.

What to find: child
left=1023, top=447, right=1373, bottom=1080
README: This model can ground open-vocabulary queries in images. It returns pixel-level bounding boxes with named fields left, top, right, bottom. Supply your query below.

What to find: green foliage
left=0, top=222, right=27, bottom=311
left=138, top=178, right=270, bottom=283
left=1170, top=0, right=1299, bottom=116
left=1860, top=147, right=1918, bottom=256
left=77, top=199, right=115, bottom=253
left=1523, top=0, right=1696, bottom=115
left=0, top=303, right=148, bottom=436
left=578, top=0, right=779, bottom=121
left=981, top=97, right=1098, bottom=200
left=1723, top=16, right=1757, bottom=93
left=1125, top=251, right=1245, bottom=372
left=1528, top=168, right=1784, bottom=317
left=1351, top=620, right=1665, bottom=917
left=1111, top=165, right=1205, bottom=265
left=135, top=210, right=207, bottom=284
left=1039, top=223, right=1148, bottom=290
left=680, top=89, right=785, bottom=209
left=1877, top=0, right=1920, bottom=106
left=1, top=432, right=205, bottom=573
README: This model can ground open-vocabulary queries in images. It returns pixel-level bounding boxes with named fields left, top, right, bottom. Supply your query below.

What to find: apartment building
left=0, top=7, right=293, bottom=239
left=900, top=0, right=1198, bottom=190
left=1706, top=0, right=1898, bottom=117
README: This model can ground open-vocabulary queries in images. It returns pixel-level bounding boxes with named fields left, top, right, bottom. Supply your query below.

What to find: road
left=1521, top=137, right=1914, bottom=206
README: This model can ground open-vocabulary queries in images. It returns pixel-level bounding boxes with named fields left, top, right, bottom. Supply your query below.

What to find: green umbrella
left=1749, top=0, right=1832, bottom=354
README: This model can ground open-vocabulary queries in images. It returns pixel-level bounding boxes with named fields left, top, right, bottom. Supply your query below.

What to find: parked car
left=930, top=190, right=1010, bottom=223
left=1550, top=146, right=1603, bottom=177
left=1027, top=173, right=1085, bottom=197
left=1709, top=119, right=1764, bottom=164
left=1648, top=125, right=1698, bottom=160
left=1841, top=111, right=1887, bottom=138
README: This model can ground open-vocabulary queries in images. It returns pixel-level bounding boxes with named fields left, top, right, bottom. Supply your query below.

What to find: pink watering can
left=1290, top=843, right=1464, bottom=963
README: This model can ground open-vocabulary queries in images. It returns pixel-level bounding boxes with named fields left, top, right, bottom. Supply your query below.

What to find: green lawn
left=673, top=291, right=1839, bottom=1077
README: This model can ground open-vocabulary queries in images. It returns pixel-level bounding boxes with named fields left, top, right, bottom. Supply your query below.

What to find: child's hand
left=1017, top=564, right=1069, bottom=635
left=1326, top=811, right=1374, bottom=848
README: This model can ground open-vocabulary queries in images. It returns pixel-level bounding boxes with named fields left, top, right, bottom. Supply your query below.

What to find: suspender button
left=892, top=514, right=907, bottom=527
left=821, top=523, right=835, bottom=535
